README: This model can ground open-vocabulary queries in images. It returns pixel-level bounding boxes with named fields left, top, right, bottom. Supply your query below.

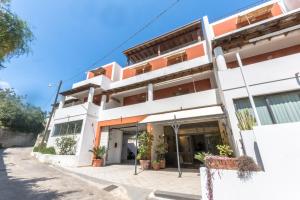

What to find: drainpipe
left=236, top=53, right=261, bottom=126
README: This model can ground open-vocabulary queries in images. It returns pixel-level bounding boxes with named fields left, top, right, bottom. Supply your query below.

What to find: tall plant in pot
left=89, top=146, right=106, bottom=167
left=137, top=131, right=153, bottom=170
left=155, top=135, right=168, bottom=169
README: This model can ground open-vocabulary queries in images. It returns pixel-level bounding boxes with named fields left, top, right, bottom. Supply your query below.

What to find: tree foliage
left=0, top=89, right=45, bottom=134
left=0, top=0, right=33, bottom=68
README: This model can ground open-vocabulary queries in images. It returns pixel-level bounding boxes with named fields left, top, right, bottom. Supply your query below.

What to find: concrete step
left=147, top=190, right=201, bottom=200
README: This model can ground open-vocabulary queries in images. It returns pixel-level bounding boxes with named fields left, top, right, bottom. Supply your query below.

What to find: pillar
left=58, top=95, right=65, bottom=109
left=100, top=95, right=107, bottom=110
left=87, top=87, right=95, bottom=103
left=148, top=83, right=154, bottom=101
left=214, top=46, right=228, bottom=71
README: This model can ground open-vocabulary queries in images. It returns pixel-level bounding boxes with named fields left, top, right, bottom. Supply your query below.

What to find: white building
left=46, top=0, right=300, bottom=167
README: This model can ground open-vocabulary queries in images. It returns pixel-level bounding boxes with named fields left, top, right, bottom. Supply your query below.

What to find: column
left=202, top=16, right=214, bottom=62
left=100, top=95, right=107, bottom=110
left=148, top=83, right=153, bottom=101
left=58, top=95, right=65, bottom=109
left=214, top=46, right=228, bottom=71
left=87, top=87, right=95, bottom=103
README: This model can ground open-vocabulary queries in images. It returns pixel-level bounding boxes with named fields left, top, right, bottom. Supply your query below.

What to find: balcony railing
left=99, top=89, right=220, bottom=122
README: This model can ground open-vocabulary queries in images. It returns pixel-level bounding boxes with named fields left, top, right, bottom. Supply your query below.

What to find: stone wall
left=0, top=128, right=37, bottom=148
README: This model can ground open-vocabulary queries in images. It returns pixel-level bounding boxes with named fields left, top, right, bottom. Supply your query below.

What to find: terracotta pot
left=139, top=160, right=150, bottom=170
left=152, top=162, right=160, bottom=170
left=92, top=158, right=103, bottom=167
left=159, top=159, right=166, bottom=169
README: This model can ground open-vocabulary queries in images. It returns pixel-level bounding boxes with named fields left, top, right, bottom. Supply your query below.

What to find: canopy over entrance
left=139, top=106, right=224, bottom=124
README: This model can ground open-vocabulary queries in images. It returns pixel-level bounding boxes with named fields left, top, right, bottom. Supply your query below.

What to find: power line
left=63, top=0, right=180, bottom=83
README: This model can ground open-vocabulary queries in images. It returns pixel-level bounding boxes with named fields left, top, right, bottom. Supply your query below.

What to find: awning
left=139, top=106, right=224, bottom=124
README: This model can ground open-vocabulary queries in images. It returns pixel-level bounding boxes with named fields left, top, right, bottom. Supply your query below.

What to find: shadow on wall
left=0, top=149, right=77, bottom=200
left=296, top=72, right=300, bottom=86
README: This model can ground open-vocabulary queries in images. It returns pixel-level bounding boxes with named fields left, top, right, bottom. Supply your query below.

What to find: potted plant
left=89, top=146, right=106, bottom=167
left=205, top=145, right=237, bottom=170
left=152, top=160, right=160, bottom=170
left=155, top=135, right=168, bottom=169
left=137, top=131, right=153, bottom=170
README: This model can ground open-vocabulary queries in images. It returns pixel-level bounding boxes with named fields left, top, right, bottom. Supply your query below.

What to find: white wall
left=216, top=53, right=300, bottom=155
left=47, top=102, right=99, bottom=166
left=200, top=122, right=300, bottom=200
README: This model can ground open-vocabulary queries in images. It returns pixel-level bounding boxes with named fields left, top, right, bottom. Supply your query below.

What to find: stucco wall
left=200, top=122, right=300, bottom=200
left=216, top=53, right=300, bottom=155
left=0, top=129, right=36, bottom=148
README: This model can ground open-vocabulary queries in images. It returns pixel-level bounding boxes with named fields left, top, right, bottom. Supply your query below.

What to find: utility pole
left=41, top=80, right=63, bottom=145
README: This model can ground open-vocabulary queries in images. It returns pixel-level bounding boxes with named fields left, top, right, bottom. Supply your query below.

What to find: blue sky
left=0, top=0, right=264, bottom=111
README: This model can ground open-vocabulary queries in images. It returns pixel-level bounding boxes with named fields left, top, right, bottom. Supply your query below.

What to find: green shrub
left=194, top=152, right=212, bottom=163
left=55, top=136, right=77, bottom=155
left=236, top=110, right=256, bottom=130
left=33, top=144, right=56, bottom=155
left=137, top=131, right=153, bottom=160
left=216, top=144, right=233, bottom=157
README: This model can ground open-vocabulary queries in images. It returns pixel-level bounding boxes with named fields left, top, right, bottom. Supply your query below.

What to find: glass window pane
left=234, top=97, right=273, bottom=125
left=268, top=91, right=300, bottom=123
left=67, top=122, right=75, bottom=135
left=74, top=120, right=83, bottom=134
left=53, top=124, right=61, bottom=136
left=60, top=123, right=68, bottom=135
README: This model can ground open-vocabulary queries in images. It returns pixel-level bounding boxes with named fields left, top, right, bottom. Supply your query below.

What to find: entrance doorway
left=121, top=132, right=137, bottom=164
left=164, top=121, right=222, bottom=168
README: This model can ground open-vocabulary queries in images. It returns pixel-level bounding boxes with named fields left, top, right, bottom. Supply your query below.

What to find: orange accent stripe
left=98, top=115, right=147, bottom=127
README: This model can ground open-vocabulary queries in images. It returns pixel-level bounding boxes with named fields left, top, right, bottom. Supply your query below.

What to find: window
left=52, top=120, right=83, bottom=136
left=135, top=63, right=152, bottom=75
left=234, top=90, right=300, bottom=125
left=167, top=52, right=187, bottom=66
left=236, top=4, right=273, bottom=28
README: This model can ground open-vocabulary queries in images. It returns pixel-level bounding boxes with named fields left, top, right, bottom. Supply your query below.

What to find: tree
left=0, top=89, right=45, bottom=134
left=0, top=0, right=33, bottom=69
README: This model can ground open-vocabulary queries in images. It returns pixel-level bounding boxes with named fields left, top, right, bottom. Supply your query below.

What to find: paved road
left=0, top=148, right=120, bottom=200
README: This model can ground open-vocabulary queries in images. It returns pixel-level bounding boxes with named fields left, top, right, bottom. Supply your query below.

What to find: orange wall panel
left=213, top=17, right=238, bottom=37
left=122, top=68, right=136, bottom=79
left=186, top=44, right=205, bottom=60
left=87, top=72, right=94, bottom=79
left=213, top=3, right=283, bottom=37
left=154, top=79, right=211, bottom=100
left=104, top=64, right=113, bottom=80
left=123, top=93, right=147, bottom=106
left=149, top=57, right=167, bottom=70
left=271, top=3, right=283, bottom=16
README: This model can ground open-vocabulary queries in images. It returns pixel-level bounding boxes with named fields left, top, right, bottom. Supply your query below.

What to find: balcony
left=99, top=89, right=220, bottom=121
left=54, top=102, right=100, bottom=120
left=72, top=75, right=112, bottom=90
left=108, top=43, right=209, bottom=91
left=218, top=52, right=300, bottom=91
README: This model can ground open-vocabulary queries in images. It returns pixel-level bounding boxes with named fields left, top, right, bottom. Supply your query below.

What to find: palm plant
left=89, top=146, right=106, bottom=159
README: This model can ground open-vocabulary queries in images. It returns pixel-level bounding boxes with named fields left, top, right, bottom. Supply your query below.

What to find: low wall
left=0, top=128, right=36, bottom=148
left=200, top=122, right=300, bottom=200
left=31, top=152, right=78, bottom=167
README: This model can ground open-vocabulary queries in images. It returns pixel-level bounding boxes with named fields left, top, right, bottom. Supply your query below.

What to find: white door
left=107, top=129, right=123, bottom=164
